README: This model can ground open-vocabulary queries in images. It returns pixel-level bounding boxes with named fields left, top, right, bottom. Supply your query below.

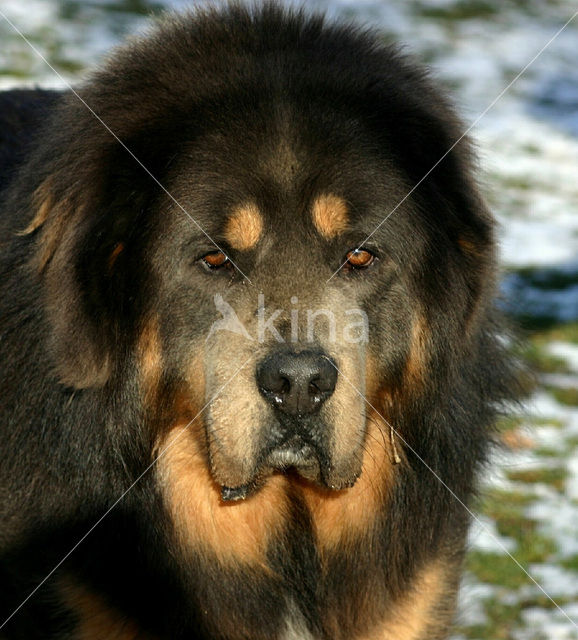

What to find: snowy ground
left=1, top=1, right=577, bottom=638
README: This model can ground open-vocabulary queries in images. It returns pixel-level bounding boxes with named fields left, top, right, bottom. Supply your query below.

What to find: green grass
left=461, top=481, right=564, bottom=638
left=560, top=555, right=578, bottom=573
left=532, top=322, right=578, bottom=345
left=482, top=488, right=534, bottom=513
left=457, top=593, right=577, bottom=639
left=546, top=386, right=578, bottom=407
left=495, top=416, right=525, bottom=433
left=520, top=343, right=569, bottom=375
left=509, top=322, right=578, bottom=382
left=469, top=488, right=557, bottom=589
left=507, top=467, right=568, bottom=492
left=534, top=445, right=564, bottom=458
left=565, top=436, right=578, bottom=449
left=455, top=596, right=522, bottom=639
left=416, top=0, right=498, bottom=20
left=468, top=552, right=529, bottom=589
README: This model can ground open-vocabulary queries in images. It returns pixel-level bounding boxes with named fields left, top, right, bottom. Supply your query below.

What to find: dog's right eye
left=200, top=251, right=230, bottom=270
left=344, top=248, right=376, bottom=270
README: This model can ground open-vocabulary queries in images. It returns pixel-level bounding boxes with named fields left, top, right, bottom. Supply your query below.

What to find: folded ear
left=25, top=146, right=152, bottom=389
left=382, top=99, right=496, bottom=333
left=26, top=180, right=111, bottom=388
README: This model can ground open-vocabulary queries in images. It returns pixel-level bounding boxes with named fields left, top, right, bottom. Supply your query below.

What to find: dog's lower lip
left=268, top=439, right=315, bottom=469
left=221, top=485, right=252, bottom=502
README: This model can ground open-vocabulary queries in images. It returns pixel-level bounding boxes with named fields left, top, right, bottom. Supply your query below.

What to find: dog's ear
left=24, top=143, right=152, bottom=389
left=16, top=71, right=187, bottom=389
left=374, top=87, right=496, bottom=333
left=412, top=137, right=496, bottom=333
left=363, top=72, right=498, bottom=395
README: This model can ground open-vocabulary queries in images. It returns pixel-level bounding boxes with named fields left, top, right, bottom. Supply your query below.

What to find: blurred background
left=1, top=1, right=577, bottom=638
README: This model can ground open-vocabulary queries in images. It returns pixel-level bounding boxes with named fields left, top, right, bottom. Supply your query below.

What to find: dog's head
left=22, top=7, right=495, bottom=501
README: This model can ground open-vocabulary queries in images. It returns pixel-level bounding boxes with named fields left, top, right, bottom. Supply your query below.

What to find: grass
left=560, top=555, right=578, bottom=573
left=506, top=467, right=568, bottom=492
left=468, top=487, right=557, bottom=587
left=531, top=322, right=578, bottom=346
left=508, top=322, right=578, bottom=387
left=416, top=0, right=499, bottom=20
left=468, top=552, right=528, bottom=589
left=459, top=464, right=570, bottom=638
left=520, top=343, right=569, bottom=375
left=482, top=488, right=534, bottom=513
left=546, top=386, right=578, bottom=407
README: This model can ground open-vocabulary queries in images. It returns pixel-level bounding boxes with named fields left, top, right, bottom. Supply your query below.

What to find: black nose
left=257, top=351, right=338, bottom=416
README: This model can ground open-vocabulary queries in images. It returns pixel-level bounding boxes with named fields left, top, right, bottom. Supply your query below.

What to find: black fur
left=0, top=5, right=518, bottom=639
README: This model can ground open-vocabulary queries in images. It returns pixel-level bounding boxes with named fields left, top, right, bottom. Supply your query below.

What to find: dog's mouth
left=220, top=435, right=325, bottom=502
left=266, top=435, right=319, bottom=471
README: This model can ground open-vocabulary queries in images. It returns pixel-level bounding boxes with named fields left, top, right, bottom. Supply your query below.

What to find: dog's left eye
left=344, top=248, right=375, bottom=269
left=201, top=250, right=230, bottom=270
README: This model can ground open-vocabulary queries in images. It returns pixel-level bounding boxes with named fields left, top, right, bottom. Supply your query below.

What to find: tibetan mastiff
left=0, top=4, right=517, bottom=639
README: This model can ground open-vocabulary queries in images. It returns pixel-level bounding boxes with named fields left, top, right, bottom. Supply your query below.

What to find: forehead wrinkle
left=312, top=194, right=349, bottom=239
left=225, top=202, right=264, bottom=251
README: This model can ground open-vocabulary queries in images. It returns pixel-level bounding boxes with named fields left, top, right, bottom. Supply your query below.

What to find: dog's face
left=142, top=106, right=423, bottom=498
left=27, top=12, right=496, bottom=509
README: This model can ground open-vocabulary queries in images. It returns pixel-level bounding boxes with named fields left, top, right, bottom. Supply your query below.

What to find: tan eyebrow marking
left=225, top=202, right=264, bottom=250
left=312, top=194, right=349, bottom=239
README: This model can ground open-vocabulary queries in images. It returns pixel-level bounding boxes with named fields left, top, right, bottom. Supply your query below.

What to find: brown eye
left=201, top=250, right=230, bottom=270
left=345, top=248, right=375, bottom=269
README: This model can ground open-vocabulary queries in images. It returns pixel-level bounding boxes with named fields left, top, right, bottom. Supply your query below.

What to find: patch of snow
left=541, top=374, right=578, bottom=389
left=456, top=575, right=494, bottom=627
left=548, top=343, right=578, bottom=374
left=528, top=391, right=576, bottom=423
left=532, top=424, right=570, bottom=453
left=528, top=496, right=578, bottom=558
left=469, top=514, right=517, bottom=553
left=527, top=564, right=578, bottom=599
left=516, top=608, right=578, bottom=640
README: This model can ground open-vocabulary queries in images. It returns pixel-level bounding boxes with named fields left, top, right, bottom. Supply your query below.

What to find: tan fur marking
left=157, top=423, right=288, bottom=566
left=457, top=236, right=478, bottom=254
left=61, top=580, right=154, bottom=640
left=138, top=316, right=162, bottom=403
left=300, top=409, right=393, bottom=549
left=107, top=242, right=125, bottom=272
left=225, top=202, right=263, bottom=250
left=405, top=313, right=429, bottom=388
left=24, top=180, right=74, bottom=272
left=362, top=561, right=448, bottom=640
left=18, top=179, right=68, bottom=272
left=312, top=194, right=349, bottom=239
left=20, top=184, right=53, bottom=235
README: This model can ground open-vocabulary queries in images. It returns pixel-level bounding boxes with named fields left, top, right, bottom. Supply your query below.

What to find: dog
left=0, top=4, right=518, bottom=639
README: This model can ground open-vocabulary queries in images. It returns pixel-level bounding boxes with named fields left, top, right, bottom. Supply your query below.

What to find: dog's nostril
left=258, top=369, right=290, bottom=395
left=256, top=351, right=338, bottom=415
